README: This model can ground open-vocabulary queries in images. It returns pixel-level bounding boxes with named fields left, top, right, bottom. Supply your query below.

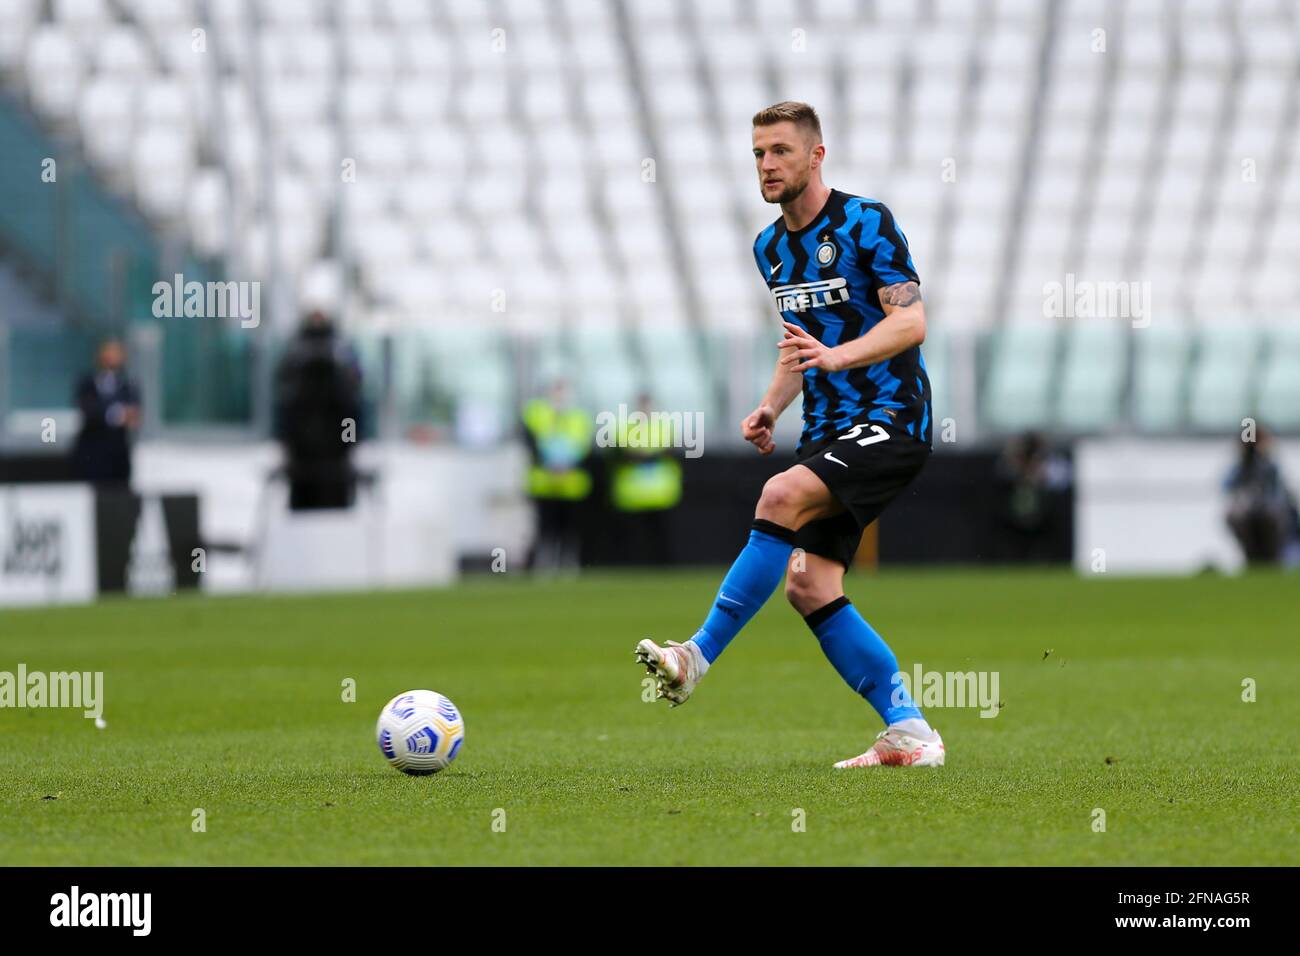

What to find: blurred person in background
left=274, top=310, right=363, bottom=510
left=521, top=379, right=593, bottom=572
left=71, top=337, right=140, bottom=487
left=609, top=391, right=682, bottom=565
left=993, top=430, right=1073, bottom=563
left=1224, top=428, right=1299, bottom=567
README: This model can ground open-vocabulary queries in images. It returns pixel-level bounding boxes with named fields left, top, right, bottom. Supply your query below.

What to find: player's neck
left=781, top=181, right=832, bottom=232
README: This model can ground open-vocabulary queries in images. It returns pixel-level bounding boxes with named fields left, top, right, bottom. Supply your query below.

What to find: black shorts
left=793, top=421, right=931, bottom=569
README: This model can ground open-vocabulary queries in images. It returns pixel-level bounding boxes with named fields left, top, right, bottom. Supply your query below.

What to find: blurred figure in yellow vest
left=521, top=379, right=593, bottom=571
left=609, top=392, right=683, bottom=565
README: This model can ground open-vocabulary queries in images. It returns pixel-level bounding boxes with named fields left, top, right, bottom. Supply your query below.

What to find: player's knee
left=758, top=473, right=804, bottom=522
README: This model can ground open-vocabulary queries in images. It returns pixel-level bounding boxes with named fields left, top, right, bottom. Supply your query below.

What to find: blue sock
left=804, top=596, right=923, bottom=725
left=689, top=519, right=796, bottom=664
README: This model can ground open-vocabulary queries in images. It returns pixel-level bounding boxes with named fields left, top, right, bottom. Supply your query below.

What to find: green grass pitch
left=1, top=568, right=1296, bottom=866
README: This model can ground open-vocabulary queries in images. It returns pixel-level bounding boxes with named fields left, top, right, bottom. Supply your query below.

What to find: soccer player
left=635, top=102, right=943, bottom=768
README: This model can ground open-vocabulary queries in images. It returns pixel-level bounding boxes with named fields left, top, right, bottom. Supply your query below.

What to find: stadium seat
left=1187, top=321, right=1262, bottom=432
left=984, top=321, right=1059, bottom=432
left=132, top=127, right=194, bottom=220
left=1056, top=319, right=1127, bottom=432
left=1130, top=322, right=1190, bottom=433
left=1255, top=323, right=1300, bottom=430
left=188, top=168, right=229, bottom=258
left=78, top=77, right=137, bottom=172
left=25, top=26, right=83, bottom=123
left=921, top=322, right=955, bottom=436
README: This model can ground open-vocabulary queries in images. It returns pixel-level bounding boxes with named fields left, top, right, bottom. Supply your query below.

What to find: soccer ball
left=376, top=690, right=465, bottom=776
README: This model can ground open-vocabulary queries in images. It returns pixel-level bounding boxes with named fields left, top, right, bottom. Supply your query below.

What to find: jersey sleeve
left=858, top=203, right=920, bottom=287
left=752, top=235, right=768, bottom=277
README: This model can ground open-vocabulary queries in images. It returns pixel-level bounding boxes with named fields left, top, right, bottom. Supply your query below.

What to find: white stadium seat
left=132, top=125, right=194, bottom=220
left=26, top=26, right=83, bottom=122
left=78, top=77, right=136, bottom=169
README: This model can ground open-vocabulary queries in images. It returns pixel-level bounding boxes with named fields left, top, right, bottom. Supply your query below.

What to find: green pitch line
left=0, top=568, right=1295, bottom=866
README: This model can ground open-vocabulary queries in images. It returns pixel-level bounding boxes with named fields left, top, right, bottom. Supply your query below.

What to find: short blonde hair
left=751, top=101, right=822, bottom=142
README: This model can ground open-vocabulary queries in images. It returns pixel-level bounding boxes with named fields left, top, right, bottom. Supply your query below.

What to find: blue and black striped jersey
left=753, top=188, right=932, bottom=450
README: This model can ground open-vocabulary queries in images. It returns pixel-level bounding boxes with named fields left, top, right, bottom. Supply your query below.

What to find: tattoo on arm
left=879, top=281, right=922, bottom=309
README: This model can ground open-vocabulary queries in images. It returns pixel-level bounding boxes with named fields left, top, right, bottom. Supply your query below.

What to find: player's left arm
left=778, top=281, right=925, bottom=373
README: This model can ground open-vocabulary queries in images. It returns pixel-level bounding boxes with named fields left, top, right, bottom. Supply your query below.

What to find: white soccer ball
left=376, top=690, right=465, bottom=776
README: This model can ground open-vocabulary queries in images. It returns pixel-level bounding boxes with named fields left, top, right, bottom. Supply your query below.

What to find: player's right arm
left=741, top=350, right=802, bottom=455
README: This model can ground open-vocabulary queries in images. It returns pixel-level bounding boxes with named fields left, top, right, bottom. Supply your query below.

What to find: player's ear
left=810, top=141, right=825, bottom=169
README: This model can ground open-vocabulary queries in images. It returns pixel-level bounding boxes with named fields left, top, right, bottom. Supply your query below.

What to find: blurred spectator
left=71, top=338, right=140, bottom=487
left=1224, top=429, right=1299, bottom=566
left=521, top=379, right=593, bottom=571
left=274, top=311, right=363, bottom=510
left=609, top=391, right=682, bottom=565
left=993, top=431, right=1073, bottom=562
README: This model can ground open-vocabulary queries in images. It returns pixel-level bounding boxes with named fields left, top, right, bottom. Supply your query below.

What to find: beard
left=765, top=173, right=810, bottom=205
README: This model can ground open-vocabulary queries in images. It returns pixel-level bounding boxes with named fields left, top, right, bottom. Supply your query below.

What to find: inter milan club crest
left=815, top=235, right=837, bottom=266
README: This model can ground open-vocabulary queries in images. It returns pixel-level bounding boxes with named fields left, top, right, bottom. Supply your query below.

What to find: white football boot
left=634, top=638, right=708, bottom=707
left=833, top=727, right=945, bottom=768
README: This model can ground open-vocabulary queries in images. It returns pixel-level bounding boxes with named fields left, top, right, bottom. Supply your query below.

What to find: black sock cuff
left=803, top=595, right=852, bottom=631
left=750, top=518, right=796, bottom=544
